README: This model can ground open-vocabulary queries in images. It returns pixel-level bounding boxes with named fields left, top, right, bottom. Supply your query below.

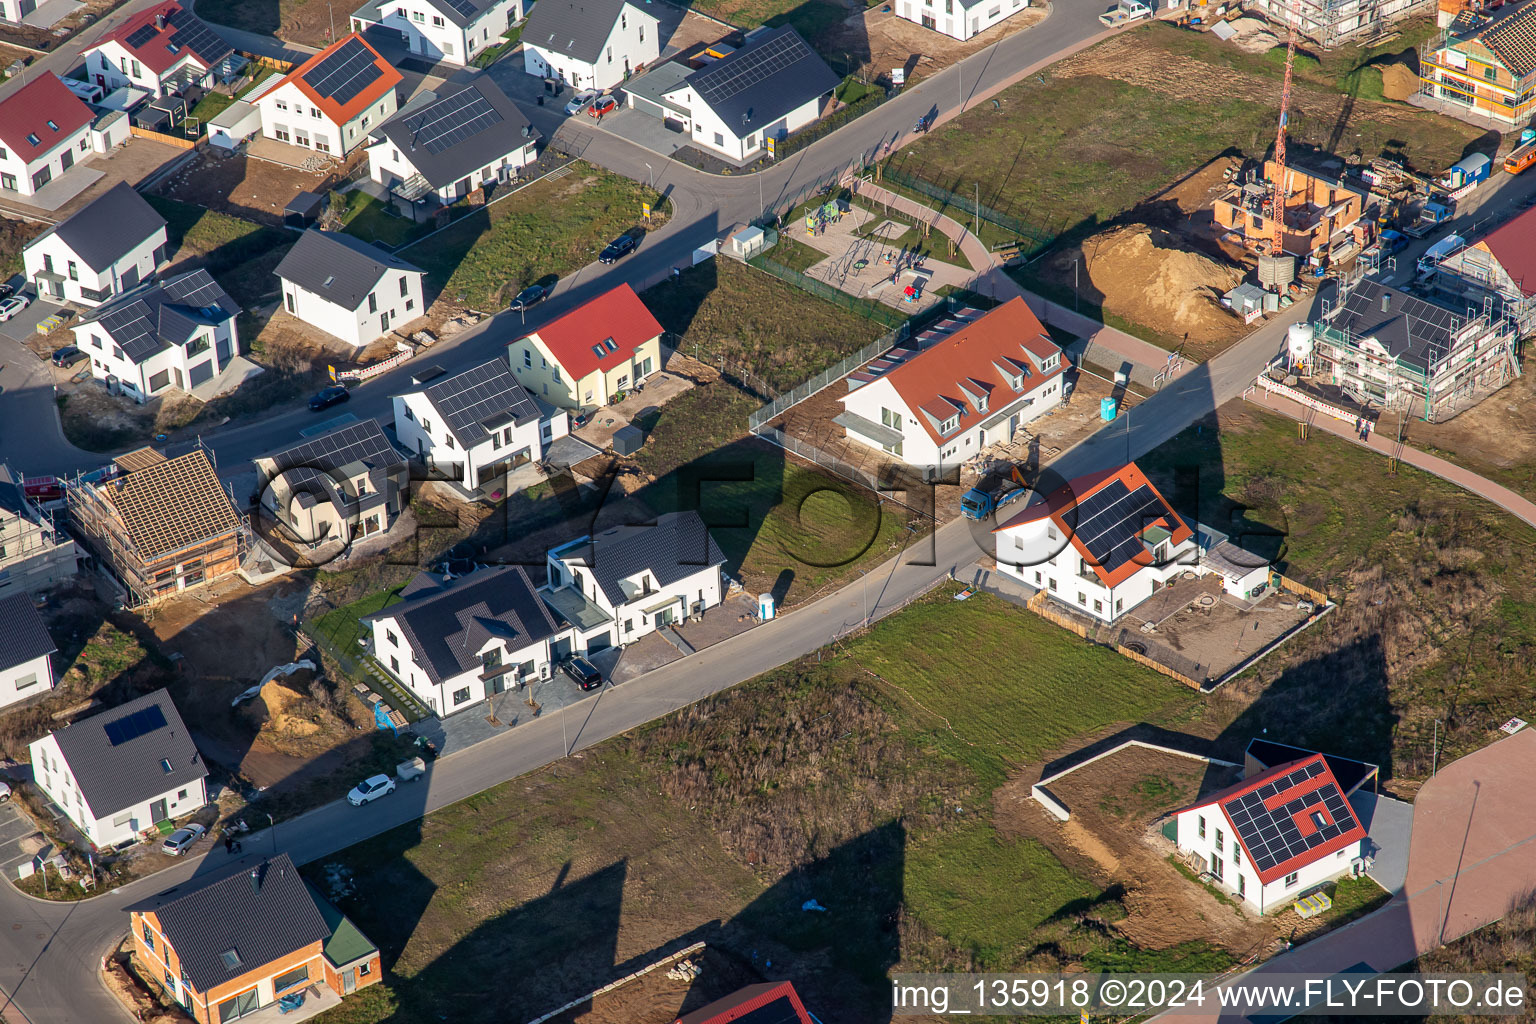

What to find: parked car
left=51, top=345, right=84, bottom=368
left=309, top=385, right=350, bottom=410
left=347, top=774, right=396, bottom=806
left=161, top=823, right=207, bottom=856
left=564, top=89, right=599, bottom=115
left=0, top=781, right=10, bottom=802
left=587, top=95, right=618, bottom=119
left=561, top=656, right=603, bottom=691
left=0, top=295, right=30, bottom=321
left=598, top=233, right=637, bottom=264
left=509, top=283, right=547, bottom=311
left=0, top=283, right=15, bottom=301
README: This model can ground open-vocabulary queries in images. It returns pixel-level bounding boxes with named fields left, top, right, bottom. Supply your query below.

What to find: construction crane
left=1268, top=0, right=1302, bottom=257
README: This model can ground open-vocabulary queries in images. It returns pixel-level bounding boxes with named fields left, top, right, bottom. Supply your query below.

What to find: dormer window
left=26, top=134, right=39, bottom=146
left=975, top=395, right=987, bottom=413
left=940, top=415, right=959, bottom=433
left=45, top=121, right=57, bottom=132
left=1009, top=373, right=1024, bottom=391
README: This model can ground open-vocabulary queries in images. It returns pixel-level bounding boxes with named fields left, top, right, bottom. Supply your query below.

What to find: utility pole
left=328, top=2, right=335, bottom=40
left=974, top=182, right=980, bottom=240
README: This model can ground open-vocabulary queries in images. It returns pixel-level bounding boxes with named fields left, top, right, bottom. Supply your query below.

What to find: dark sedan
left=309, top=385, right=350, bottom=411
left=560, top=656, right=604, bottom=691
left=509, top=283, right=547, bottom=310
left=598, top=234, right=637, bottom=264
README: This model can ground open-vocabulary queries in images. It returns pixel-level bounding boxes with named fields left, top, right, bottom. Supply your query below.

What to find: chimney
left=1381, top=292, right=1390, bottom=314
left=155, top=12, right=165, bottom=29
left=249, top=864, right=263, bottom=893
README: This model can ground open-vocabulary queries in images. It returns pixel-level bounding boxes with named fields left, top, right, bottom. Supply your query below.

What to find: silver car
left=161, top=823, right=207, bottom=856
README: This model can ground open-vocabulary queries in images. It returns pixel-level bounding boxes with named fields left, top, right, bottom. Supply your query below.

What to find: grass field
left=338, top=191, right=422, bottom=249
left=309, top=585, right=406, bottom=653
left=683, top=0, right=846, bottom=34
left=404, top=162, right=661, bottom=310
left=145, top=195, right=294, bottom=309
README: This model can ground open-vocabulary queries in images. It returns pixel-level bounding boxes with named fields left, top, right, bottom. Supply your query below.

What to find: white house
left=253, top=418, right=410, bottom=547
left=1173, top=747, right=1371, bottom=914
left=363, top=565, right=568, bottom=716
left=895, top=0, right=1030, bottom=41
left=0, top=73, right=96, bottom=199
left=993, top=462, right=1198, bottom=623
left=366, top=75, right=537, bottom=207
left=351, top=0, right=522, bottom=66
left=73, top=270, right=241, bottom=403
left=542, top=511, right=727, bottom=655
left=273, top=230, right=425, bottom=348
left=521, top=0, right=658, bottom=92
left=392, top=359, right=570, bottom=492
left=23, top=182, right=169, bottom=306
left=837, top=297, right=1065, bottom=476
left=254, top=34, right=401, bottom=158
left=654, top=27, right=838, bottom=162
left=0, top=592, right=57, bottom=711
left=29, top=689, right=209, bottom=849
left=80, top=0, right=236, bottom=99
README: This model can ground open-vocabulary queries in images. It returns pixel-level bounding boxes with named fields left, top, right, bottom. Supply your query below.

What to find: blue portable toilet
left=1100, top=396, right=1119, bottom=421
left=758, top=593, right=776, bottom=620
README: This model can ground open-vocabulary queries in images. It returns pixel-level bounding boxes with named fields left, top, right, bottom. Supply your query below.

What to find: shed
left=727, top=225, right=771, bottom=259
left=208, top=100, right=260, bottom=150
left=612, top=424, right=645, bottom=456
left=1222, top=282, right=1266, bottom=324
left=285, top=192, right=327, bottom=229
left=100, top=86, right=151, bottom=113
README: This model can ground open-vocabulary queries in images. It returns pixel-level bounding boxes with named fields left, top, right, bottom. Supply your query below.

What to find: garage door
left=551, top=635, right=573, bottom=661
left=187, top=360, right=214, bottom=388
left=630, top=94, right=667, bottom=120
left=587, top=635, right=612, bottom=653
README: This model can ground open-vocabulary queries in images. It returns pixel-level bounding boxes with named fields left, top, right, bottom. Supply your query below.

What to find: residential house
left=366, top=74, right=538, bottom=207
left=654, top=27, right=838, bottom=162
left=894, top=0, right=1030, bottom=42
left=80, top=1, right=236, bottom=99
left=253, top=419, right=409, bottom=547
left=993, top=462, right=1197, bottom=623
left=1420, top=5, right=1536, bottom=127
left=1245, top=0, right=1427, bottom=47
left=676, top=981, right=817, bottom=1024
left=273, top=229, right=425, bottom=348
left=0, top=73, right=96, bottom=198
left=506, top=283, right=663, bottom=410
left=23, top=182, right=169, bottom=306
left=72, top=270, right=241, bottom=402
left=1311, top=277, right=1519, bottom=421
left=29, top=689, right=208, bottom=848
left=363, top=565, right=567, bottom=716
left=1197, top=526, right=1274, bottom=602
left=128, top=852, right=381, bottom=1023
left=543, top=510, right=727, bottom=654
left=0, top=592, right=57, bottom=711
left=254, top=34, right=401, bottom=157
left=67, top=446, right=244, bottom=606
left=1212, top=160, right=1370, bottom=263
left=836, top=297, right=1065, bottom=476
left=351, top=0, right=522, bottom=65
left=520, top=0, right=659, bottom=91
left=1427, top=205, right=1536, bottom=337
left=0, top=465, right=78, bottom=599
left=393, top=359, right=569, bottom=491
left=1172, top=745, right=1374, bottom=913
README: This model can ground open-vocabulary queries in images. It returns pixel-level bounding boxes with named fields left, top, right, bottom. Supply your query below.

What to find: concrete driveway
left=0, top=796, right=45, bottom=881
left=0, top=297, right=65, bottom=347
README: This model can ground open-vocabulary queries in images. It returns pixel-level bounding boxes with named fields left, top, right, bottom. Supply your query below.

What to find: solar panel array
left=125, top=21, right=159, bottom=48
left=1068, top=479, right=1171, bottom=574
left=271, top=419, right=400, bottom=475
left=123, top=9, right=230, bottom=62
left=425, top=361, right=539, bottom=446
left=440, top=0, right=482, bottom=18
left=692, top=30, right=811, bottom=105
left=303, top=37, right=383, bottom=106
left=408, top=87, right=504, bottom=155
left=104, top=704, right=168, bottom=747
left=1224, top=760, right=1359, bottom=873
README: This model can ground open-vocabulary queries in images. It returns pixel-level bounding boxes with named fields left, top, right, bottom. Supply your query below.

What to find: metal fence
left=753, top=426, right=936, bottom=522
left=778, top=89, right=889, bottom=159
left=746, top=326, right=904, bottom=430
left=748, top=255, right=911, bottom=329
left=880, top=157, right=1054, bottom=253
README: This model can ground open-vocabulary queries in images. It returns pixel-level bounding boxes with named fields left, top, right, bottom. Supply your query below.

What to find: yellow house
left=508, top=283, right=664, bottom=411
left=1421, top=7, right=1536, bottom=127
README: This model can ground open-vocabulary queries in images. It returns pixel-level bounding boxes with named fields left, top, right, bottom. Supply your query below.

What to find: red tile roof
left=0, top=74, right=94, bottom=160
left=274, top=34, right=401, bottom=127
left=869, top=297, right=1062, bottom=446
left=524, top=284, right=664, bottom=380
left=674, top=981, right=816, bottom=1024
left=993, top=462, right=1192, bottom=588
left=1474, top=205, right=1536, bottom=296
left=93, top=1, right=229, bottom=77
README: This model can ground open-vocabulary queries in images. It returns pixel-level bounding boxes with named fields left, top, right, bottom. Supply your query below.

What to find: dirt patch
left=1380, top=61, right=1418, bottom=101
left=1223, top=16, right=1280, bottom=53
left=151, top=150, right=331, bottom=228
left=825, top=4, right=1049, bottom=81
left=549, top=947, right=765, bottom=1024
left=1406, top=359, right=1536, bottom=470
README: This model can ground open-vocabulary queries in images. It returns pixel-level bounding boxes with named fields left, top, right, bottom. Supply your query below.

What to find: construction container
left=612, top=424, right=645, bottom=455
left=758, top=593, right=776, bottom=620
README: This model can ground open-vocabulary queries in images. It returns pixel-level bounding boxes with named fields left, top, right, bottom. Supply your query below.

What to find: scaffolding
left=1247, top=0, right=1434, bottom=47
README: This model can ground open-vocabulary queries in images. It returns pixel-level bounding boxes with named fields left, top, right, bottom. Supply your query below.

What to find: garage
left=586, top=634, right=612, bottom=653
left=187, top=360, right=214, bottom=389
left=551, top=635, right=573, bottom=661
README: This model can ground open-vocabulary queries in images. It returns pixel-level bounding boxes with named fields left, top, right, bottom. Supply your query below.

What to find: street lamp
left=858, top=568, right=870, bottom=624
left=265, top=813, right=276, bottom=861
left=644, top=161, right=653, bottom=189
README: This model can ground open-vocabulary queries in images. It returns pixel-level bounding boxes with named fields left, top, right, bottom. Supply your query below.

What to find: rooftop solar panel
left=126, top=22, right=158, bottom=47
left=1223, top=758, right=1360, bottom=873
left=405, top=87, right=505, bottom=155
left=104, top=704, right=168, bottom=746
left=692, top=31, right=810, bottom=105
left=304, top=38, right=383, bottom=106
left=441, top=0, right=481, bottom=17
left=166, top=9, right=232, bottom=63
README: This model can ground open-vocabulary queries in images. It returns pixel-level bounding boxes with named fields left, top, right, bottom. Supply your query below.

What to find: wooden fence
left=129, top=125, right=196, bottom=149
left=1115, top=642, right=1201, bottom=691
left=1026, top=590, right=1090, bottom=638
left=1274, top=573, right=1330, bottom=607
left=241, top=52, right=296, bottom=73
left=1025, top=591, right=1202, bottom=689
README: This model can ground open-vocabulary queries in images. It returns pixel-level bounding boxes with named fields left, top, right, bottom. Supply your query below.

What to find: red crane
left=1269, top=2, right=1301, bottom=256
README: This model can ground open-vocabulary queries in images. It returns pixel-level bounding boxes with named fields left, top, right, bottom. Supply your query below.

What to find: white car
left=161, top=823, right=207, bottom=856
left=0, top=296, right=29, bottom=321
left=347, top=774, right=396, bottom=806
left=564, top=89, right=599, bottom=115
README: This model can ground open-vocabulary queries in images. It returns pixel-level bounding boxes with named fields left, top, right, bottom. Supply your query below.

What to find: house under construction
left=1310, top=277, right=1519, bottom=422
left=67, top=445, right=245, bottom=606
left=1213, top=160, right=1373, bottom=266
left=1243, top=0, right=1433, bottom=47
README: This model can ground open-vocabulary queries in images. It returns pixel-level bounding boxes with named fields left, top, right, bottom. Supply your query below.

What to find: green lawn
left=681, top=0, right=844, bottom=33
left=403, top=162, right=661, bottom=309
left=188, top=91, right=235, bottom=125
left=309, top=585, right=406, bottom=653
left=338, top=191, right=423, bottom=248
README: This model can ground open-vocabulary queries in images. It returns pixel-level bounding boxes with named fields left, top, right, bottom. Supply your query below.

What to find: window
left=1115, top=598, right=1123, bottom=614
left=311, top=106, right=322, bottom=119
left=160, top=758, right=173, bottom=773
left=621, top=11, right=626, bottom=27
left=399, top=276, right=409, bottom=298
left=91, top=334, right=102, bottom=349
left=413, top=9, right=424, bottom=19
left=148, top=369, right=170, bottom=392
left=113, top=811, right=133, bottom=827
left=1092, top=599, right=1102, bottom=613
left=390, top=656, right=400, bottom=672
left=452, top=687, right=471, bottom=705
left=523, top=349, right=532, bottom=368
left=219, top=949, right=242, bottom=970
left=551, top=365, right=560, bottom=383
left=1284, top=871, right=1299, bottom=888
left=360, top=962, right=371, bottom=977
left=1238, top=874, right=1246, bottom=897
left=714, top=132, right=724, bottom=146
left=1, top=173, right=15, bottom=191
left=1233, top=844, right=1241, bottom=865
left=1215, top=829, right=1224, bottom=853
left=1484, top=65, right=1498, bottom=81
left=1048, top=577, right=1056, bottom=591
left=25, top=134, right=38, bottom=147
left=386, top=630, right=398, bottom=646
left=1077, top=591, right=1087, bottom=606
left=315, top=139, right=331, bottom=154
left=639, top=25, right=644, bottom=41
left=1198, top=815, right=1206, bottom=839
left=1034, top=571, right=1042, bottom=584
left=405, top=299, right=414, bottom=311
left=275, top=99, right=288, bottom=111
left=131, top=60, right=141, bottom=77
left=273, top=965, right=310, bottom=994
left=177, top=789, right=188, bottom=801
left=368, top=293, right=378, bottom=314
left=432, top=13, right=443, bottom=24
left=141, top=923, right=155, bottom=952
left=607, top=46, right=613, bottom=63
left=66, top=261, right=76, bottom=281
left=14, top=673, right=38, bottom=690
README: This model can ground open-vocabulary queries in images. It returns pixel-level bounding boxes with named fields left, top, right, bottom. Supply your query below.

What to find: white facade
left=255, top=78, right=398, bottom=157
left=0, top=651, right=53, bottom=712
left=28, top=733, right=209, bottom=848
left=366, top=134, right=536, bottom=204
left=660, top=84, right=820, bottom=162
left=521, top=2, right=658, bottom=91
left=73, top=308, right=238, bottom=403
left=895, top=0, right=1029, bottom=40
left=354, top=0, right=521, bottom=65
left=23, top=223, right=167, bottom=307
left=279, top=263, right=424, bottom=348
left=368, top=611, right=557, bottom=716
left=82, top=39, right=209, bottom=97
left=0, top=125, right=90, bottom=198
left=544, top=544, right=723, bottom=650
left=1174, top=805, right=1364, bottom=914
left=391, top=390, right=568, bottom=490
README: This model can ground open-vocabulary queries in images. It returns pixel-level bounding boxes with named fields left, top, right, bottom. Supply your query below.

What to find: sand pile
left=1225, top=17, right=1281, bottom=52
left=242, top=673, right=322, bottom=738
left=1065, top=225, right=1242, bottom=340
left=1380, top=62, right=1419, bottom=101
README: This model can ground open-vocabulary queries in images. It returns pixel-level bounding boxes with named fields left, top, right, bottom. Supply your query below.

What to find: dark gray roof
left=1327, top=279, right=1464, bottom=373
left=0, top=592, right=56, bottom=673
left=677, top=27, right=838, bottom=138
left=523, top=0, right=635, bottom=63
left=362, top=565, right=562, bottom=684
left=126, top=854, right=333, bottom=993
left=417, top=358, right=541, bottom=448
left=30, top=182, right=166, bottom=274
left=555, top=510, right=725, bottom=607
left=354, top=0, right=502, bottom=29
left=273, top=230, right=423, bottom=311
left=77, top=270, right=239, bottom=365
left=373, top=76, right=535, bottom=190
left=256, top=418, right=405, bottom=511
left=50, top=688, right=206, bottom=818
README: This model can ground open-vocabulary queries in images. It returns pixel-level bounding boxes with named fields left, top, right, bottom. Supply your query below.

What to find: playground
left=783, top=198, right=975, bottom=311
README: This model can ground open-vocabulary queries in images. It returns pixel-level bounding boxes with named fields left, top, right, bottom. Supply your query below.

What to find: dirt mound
left=1060, top=225, right=1242, bottom=342
left=242, top=673, right=323, bottom=739
left=1380, top=62, right=1419, bottom=102
left=1225, top=17, right=1281, bottom=52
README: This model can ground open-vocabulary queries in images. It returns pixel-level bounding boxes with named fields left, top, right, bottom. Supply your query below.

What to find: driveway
left=0, top=797, right=44, bottom=881
left=0, top=297, right=65, bottom=347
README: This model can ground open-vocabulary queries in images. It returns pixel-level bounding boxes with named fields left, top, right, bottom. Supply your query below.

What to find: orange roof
left=994, top=462, right=1192, bottom=588
left=866, top=297, right=1062, bottom=446
left=273, top=34, right=400, bottom=126
left=524, top=284, right=664, bottom=380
